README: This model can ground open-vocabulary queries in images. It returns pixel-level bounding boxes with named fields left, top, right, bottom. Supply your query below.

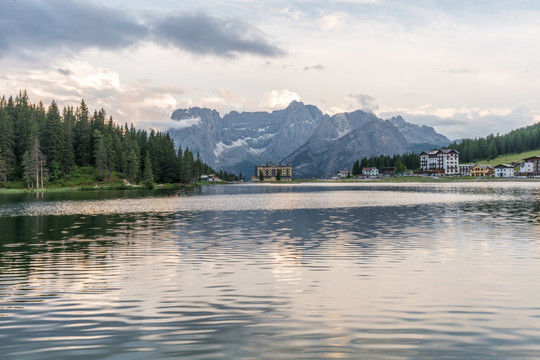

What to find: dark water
left=1, top=183, right=540, bottom=359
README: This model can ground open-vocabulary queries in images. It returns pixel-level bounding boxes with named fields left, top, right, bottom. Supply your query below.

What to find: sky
left=1, top=0, right=540, bottom=140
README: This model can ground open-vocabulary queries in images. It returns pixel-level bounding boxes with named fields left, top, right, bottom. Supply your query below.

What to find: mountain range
left=167, top=101, right=450, bottom=178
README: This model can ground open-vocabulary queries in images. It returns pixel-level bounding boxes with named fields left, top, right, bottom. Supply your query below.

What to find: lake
left=1, top=182, right=540, bottom=359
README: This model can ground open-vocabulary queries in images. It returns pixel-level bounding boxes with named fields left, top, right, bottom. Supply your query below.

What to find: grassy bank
left=0, top=166, right=200, bottom=193
left=462, top=148, right=540, bottom=166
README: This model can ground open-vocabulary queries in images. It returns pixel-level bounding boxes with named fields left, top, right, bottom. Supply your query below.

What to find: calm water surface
left=1, top=182, right=540, bottom=359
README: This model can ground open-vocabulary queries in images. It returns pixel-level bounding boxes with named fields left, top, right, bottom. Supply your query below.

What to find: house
left=420, top=149, right=460, bottom=175
left=252, top=163, right=293, bottom=181
left=201, top=174, right=220, bottom=181
left=470, top=164, right=494, bottom=177
left=381, top=167, right=397, bottom=176
left=336, top=170, right=350, bottom=179
left=520, top=156, right=540, bottom=175
left=459, top=164, right=475, bottom=176
left=362, top=167, right=379, bottom=177
left=494, top=164, right=515, bottom=177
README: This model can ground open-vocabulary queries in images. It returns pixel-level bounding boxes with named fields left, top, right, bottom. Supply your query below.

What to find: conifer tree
left=0, top=105, right=15, bottom=179
left=22, top=136, right=47, bottom=189
left=126, top=148, right=139, bottom=183
left=93, top=130, right=108, bottom=180
left=181, top=147, right=194, bottom=184
left=74, top=99, right=91, bottom=166
left=41, top=100, right=64, bottom=168
left=142, top=151, right=154, bottom=188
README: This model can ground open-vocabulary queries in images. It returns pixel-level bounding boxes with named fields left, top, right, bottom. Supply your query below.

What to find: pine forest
left=0, top=91, right=237, bottom=189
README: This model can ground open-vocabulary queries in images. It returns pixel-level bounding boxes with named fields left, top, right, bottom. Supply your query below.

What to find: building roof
left=522, top=156, right=540, bottom=162
left=420, top=149, right=459, bottom=155
left=363, top=167, right=377, bottom=171
left=494, top=164, right=514, bottom=169
left=472, top=164, right=493, bottom=170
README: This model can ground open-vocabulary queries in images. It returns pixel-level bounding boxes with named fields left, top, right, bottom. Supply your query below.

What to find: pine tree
left=62, top=105, right=76, bottom=172
left=22, top=136, right=47, bottom=189
left=40, top=100, right=64, bottom=169
left=276, top=169, right=281, bottom=181
left=74, top=99, right=92, bottom=166
left=0, top=106, right=15, bottom=179
left=0, top=149, right=7, bottom=183
left=194, top=151, right=201, bottom=181
left=259, top=170, right=264, bottom=181
left=126, top=148, right=139, bottom=183
left=181, top=147, right=194, bottom=184
left=93, top=130, right=108, bottom=180
left=142, top=151, right=154, bottom=188
left=352, top=160, right=360, bottom=175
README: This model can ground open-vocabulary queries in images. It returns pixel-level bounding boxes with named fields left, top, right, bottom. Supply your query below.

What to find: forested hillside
left=352, top=153, right=421, bottom=174
left=0, top=91, right=231, bottom=188
left=448, top=122, right=540, bottom=163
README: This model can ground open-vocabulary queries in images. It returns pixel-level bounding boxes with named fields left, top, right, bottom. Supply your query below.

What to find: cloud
left=0, top=0, right=147, bottom=56
left=0, top=1, right=284, bottom=59
left=444, top=68, right=481, bottom=74
left=324, top=94, right=378, bottom=114
left=318, top=13, right=348, bottom=31
left=152, top=12, right=284, bottom=58
left=168, top=116, right=202, bottom=130
left=0, top=60, right=188, bottom=131
left=349, top=93, right=377, bottom=109
left=57, top=68, right=72, bottom=76
left=379, top=106, right=537, bottom=140
left=304, top=64, right=325, bottom=71
left=261, top=89, right=301, bottom=109
left=280, top=7, right=305, bottom=21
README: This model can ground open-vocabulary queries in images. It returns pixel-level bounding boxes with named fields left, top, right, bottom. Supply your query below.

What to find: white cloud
left=261, top=89, right=301, bottom=109
left=280, top=7, right=304, bottom=21
left=168, top=116, right=201, bottom=129
left=323, top=94, right=378, bottom=115
left=318, top=13, right=347, bottom=31
left=378, top=105, right=538, bottom=140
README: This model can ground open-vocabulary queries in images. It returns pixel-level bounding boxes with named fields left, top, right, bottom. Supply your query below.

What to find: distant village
left=417, top=149, right=539, bottom=178
left=239, top=149, right=540, bottom=182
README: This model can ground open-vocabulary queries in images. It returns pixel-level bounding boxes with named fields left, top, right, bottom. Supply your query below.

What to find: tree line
left=447, top=123, right=540, bottom=163
left=0, top=91, right=232, bottom=188
left=352, top=153, right=421, bottom=175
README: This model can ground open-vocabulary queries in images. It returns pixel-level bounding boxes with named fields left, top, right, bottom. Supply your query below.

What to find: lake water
left=1, top=182, right=540, bottom=359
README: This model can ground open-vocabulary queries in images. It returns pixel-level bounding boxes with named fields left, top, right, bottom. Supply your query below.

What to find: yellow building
left=253, top=163, right=293, bottom=181
left=470, top=164, right=494, bottom=177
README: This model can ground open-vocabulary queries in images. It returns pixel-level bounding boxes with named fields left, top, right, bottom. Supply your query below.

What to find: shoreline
left=3, top=176, right=539, bottom=193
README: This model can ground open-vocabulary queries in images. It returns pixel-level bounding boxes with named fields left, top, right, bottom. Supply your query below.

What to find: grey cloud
left=380, top=107, right=534, bottom=140
left=152, top=13, right=284, bottom=58
left=0, top=0, right=147, bottom=54
left=57, top=68, right=72, bottom=76
left=0, top=1, right=284, bottom=59
left=350, top=93, right=377, bottom=109
left=304, top=64, right=325, bottom=71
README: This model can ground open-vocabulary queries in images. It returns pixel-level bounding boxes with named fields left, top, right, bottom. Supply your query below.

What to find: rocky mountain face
left=388, top=115, right=450, bottom=153
left=283, top=117, right=410, bottom=178
left=167, top=102, right=450, bottom=178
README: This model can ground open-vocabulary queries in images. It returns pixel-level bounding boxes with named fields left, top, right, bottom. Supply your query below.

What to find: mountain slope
left=388, top=115, right=450, bottom=152
left=167, top=102, right=450, bottom=178
left=282, top=118, right=410, bottom=178
left=168, top=101, right=324, bottom=175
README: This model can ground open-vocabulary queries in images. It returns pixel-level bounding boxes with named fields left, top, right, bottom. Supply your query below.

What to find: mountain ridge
left=167, top=101, right=450, bottom=178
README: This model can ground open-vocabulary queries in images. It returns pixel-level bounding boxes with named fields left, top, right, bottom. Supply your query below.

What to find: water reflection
left=1, top=183, right=540, bottom=359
